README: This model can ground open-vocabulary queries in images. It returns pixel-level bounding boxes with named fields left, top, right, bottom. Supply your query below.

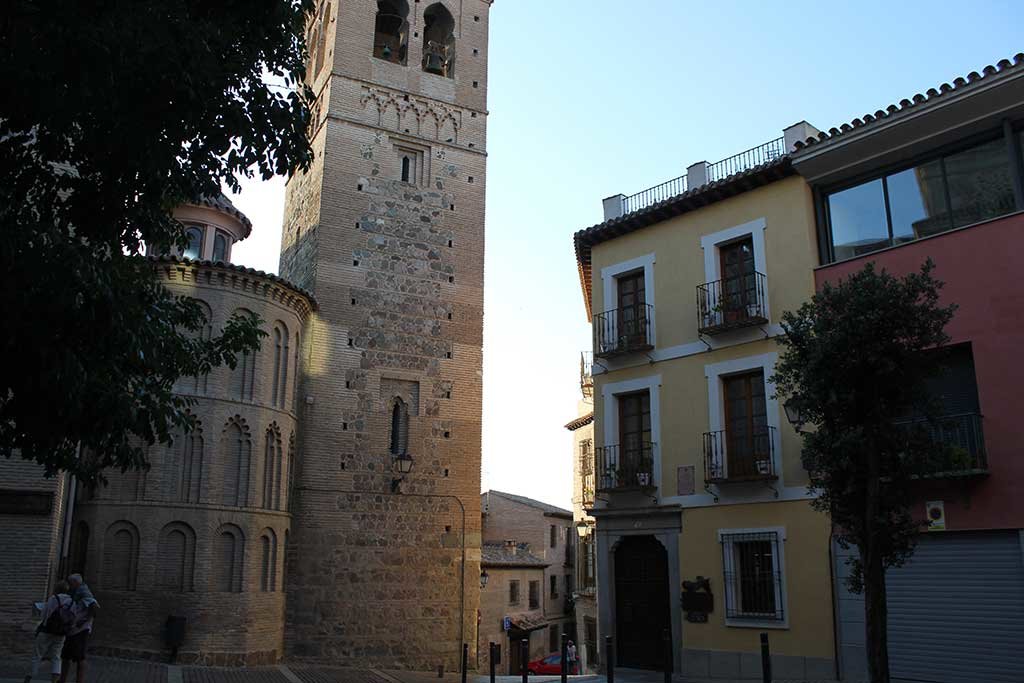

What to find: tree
left=772, top=261, right=956, bottom=683
left=0, top=1, right=315, bottom=484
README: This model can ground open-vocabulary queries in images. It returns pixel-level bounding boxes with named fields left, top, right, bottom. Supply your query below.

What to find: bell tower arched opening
left=422, top=3, right=455, bottom=78
left=374, top=0, right=409, bottom=65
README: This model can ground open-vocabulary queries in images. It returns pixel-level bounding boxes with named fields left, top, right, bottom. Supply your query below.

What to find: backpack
left=42, top=596, right=75, bottom=636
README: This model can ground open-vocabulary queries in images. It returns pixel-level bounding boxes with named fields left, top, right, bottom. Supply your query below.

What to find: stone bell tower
left=280, top=0, right=491, bottom=670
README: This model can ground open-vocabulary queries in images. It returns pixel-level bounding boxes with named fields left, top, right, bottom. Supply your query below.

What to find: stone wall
left=71, top=258, right=313, bottom=665
left=280, top=0, right=491, bottom=671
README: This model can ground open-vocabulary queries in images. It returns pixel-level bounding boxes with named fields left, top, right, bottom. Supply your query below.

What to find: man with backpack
left=59, top=574, right=98, bottom=683
left=24, top=580, right=73, bottom=683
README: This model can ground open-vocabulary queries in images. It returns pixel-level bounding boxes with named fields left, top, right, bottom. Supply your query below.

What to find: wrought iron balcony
left=580, top=352, right=593, bottom=398
left=697, top=272, right=768, bottom=335
left=580, top=439, right=595, bottom=507
left=703, top=426, right=777, bottom=484
left=895, top=412, right=987, bottom=473
left=593, top=304, right=654, bottom=358
left=596, top=443, right=656, bottom=492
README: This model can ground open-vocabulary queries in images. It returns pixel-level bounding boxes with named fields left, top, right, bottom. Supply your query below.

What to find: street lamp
left=480, top=569, right=489, bottom=590
left=783, top=397, right=806, bottom=434
left=575, top=520, right=589, bottom=539
left=391, top=452, right=414, bottom=493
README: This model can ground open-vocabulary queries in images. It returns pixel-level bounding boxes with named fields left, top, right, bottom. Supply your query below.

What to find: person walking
left=24, top=581, right=73, bottom=683
left=59, top=574, right=99, bottom=683
left=566, top=639, right=578, bottom=675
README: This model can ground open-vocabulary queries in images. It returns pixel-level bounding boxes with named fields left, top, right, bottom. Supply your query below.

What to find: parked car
left=527, top=652, right=563, bottom=675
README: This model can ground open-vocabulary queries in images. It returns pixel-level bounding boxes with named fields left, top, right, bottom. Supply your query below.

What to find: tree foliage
left=772, top=260, right=956, bottom=683
left=0, top=1, right=315, bottom=484
left=773, top=260, right=956, bottom=585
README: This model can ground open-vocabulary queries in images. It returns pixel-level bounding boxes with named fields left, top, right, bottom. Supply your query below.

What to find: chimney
left=505, top=539, right=517, bottom=554
left=783, top=121, right=821, bottom=152
left=602, top=194, right=625, bottom=221
left=686, top=161, right=709, bottom=190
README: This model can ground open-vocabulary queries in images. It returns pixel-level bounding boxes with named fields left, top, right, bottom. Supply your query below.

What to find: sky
left=227, top=0, right=1024, bottom=510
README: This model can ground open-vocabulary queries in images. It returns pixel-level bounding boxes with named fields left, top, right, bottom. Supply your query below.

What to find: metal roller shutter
left=834, top=531, right=1024, bottom=683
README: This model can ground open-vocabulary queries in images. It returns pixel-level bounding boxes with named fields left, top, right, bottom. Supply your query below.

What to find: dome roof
left=188, top=192, right=253, bottom=238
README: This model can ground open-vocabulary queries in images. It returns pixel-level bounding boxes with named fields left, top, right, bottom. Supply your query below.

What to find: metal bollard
left=521, top=638, right=529, bottom=683
left=489, top=641, right=496, bottom=683
left=663, top=629, right=672, bottom=683
left=462, top=642, right=469, bottom=683
left=561, top=632, right=568, bottom=683
left=605, top=634, right=615, bottom=683
left=760, top=632, right=772, bottom=683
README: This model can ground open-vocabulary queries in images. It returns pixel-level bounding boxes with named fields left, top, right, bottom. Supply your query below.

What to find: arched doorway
left=614, top=535, right=670, bottom=669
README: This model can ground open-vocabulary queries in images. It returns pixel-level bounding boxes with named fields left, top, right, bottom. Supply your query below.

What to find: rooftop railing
left=619, top=137, right=787, bottom=216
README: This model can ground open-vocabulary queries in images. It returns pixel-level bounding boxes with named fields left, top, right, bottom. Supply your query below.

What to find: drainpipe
left=57, top=442, right=82, bottom=578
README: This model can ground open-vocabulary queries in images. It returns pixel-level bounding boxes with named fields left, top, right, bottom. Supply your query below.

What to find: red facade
left=814, top=212, right=1024, bottom=530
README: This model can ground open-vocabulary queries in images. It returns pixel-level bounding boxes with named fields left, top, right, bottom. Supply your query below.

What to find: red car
left=527, top=652, right=575, bottom=675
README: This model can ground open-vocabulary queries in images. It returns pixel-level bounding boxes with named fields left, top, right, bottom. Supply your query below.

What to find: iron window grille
left=721, top=531, right=784, bottom=622
left=528, top=580, right=540, bottom=610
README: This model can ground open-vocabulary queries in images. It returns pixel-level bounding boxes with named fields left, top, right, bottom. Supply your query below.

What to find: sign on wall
left=926, top=501, right=946, bottom=531
left=677, top=466, right=695, bottom=496
left=503, top=616, right=511, bottom=631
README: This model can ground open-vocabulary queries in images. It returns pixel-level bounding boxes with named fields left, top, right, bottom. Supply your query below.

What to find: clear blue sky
left=230, top=0, right=1024, bottom=509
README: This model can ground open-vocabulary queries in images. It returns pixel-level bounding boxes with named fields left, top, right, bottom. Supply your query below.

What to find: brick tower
left=280, top=0, right=491, bottom=670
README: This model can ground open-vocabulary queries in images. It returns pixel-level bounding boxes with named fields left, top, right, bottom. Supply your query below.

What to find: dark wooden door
left=614, top=535, right=670, bottom=669
left=508, top=633, right=524, bottom=675
left=719, top=238, right=756, bottom=322
left=618, top=391, right=651, bottom=486
left=616, top=271, right=647, bottom=346
left=723, top=370, right=768, bottom=477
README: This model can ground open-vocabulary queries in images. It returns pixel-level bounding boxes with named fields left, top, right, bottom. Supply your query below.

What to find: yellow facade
left=583, top=173, right=836, bottom=678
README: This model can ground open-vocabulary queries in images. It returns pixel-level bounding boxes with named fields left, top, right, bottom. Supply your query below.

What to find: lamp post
left=575, top=520, right=589, bottom=539
left=783, top=398, right=806, bottom=434
left=391, top=452, right=414, bottom=493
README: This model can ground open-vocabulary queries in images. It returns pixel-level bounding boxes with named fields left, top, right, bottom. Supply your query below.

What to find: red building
left=792, top=55, right=1024, bottom=683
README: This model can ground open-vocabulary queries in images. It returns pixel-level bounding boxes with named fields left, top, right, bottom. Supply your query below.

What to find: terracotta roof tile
left=481, top=541, right=548, bottom=568
left=564, top=412, right=594, bottom=431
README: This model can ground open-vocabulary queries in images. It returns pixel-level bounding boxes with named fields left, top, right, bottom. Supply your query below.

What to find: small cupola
left=164, top=193, right=252, bottom=263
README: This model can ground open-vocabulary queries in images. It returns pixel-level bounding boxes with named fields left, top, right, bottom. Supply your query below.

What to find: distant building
left=566, top=354, right=597, bottom=673
left=480, top=491, right=574, bottom=673
left=792, top=55, right=1024, bottom=682
left=478, top=540, right=548, bottom=675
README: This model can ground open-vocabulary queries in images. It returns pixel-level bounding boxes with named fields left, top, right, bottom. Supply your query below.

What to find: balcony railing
left=580, top=440, right=596, bottom=508
left=895, top=412, right=987, bottom=473
left=580, top=351, right=593, bottom=398
left=697, top=272, right=768, bottom=335
left=619, top=137, right=787, bottom=215
left=704, top=426, right=777, bottom=483
left=593, top=304, right=654, bottom=358
left=596, top=443, right=656, bottom=492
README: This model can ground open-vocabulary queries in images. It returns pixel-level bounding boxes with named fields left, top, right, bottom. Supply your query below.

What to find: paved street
left=0, top=656, right=832, bottom=683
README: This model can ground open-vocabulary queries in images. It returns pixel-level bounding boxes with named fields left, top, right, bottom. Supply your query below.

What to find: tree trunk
left=863, top=447, right=890, bottom=683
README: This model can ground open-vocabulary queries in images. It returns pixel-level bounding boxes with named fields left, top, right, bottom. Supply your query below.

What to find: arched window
left=102, top=521, right=139, bottom=591
left=390, top=397, right=409, bottom=456
left=401, top=155, right=411, bottom=182
left=229, top=309, right=257, bottom=402
left=271, top=321, right=290, bottom=408
left=373, top=0, right=409, bottom=65
left=263, top=424, right=283, bottom=510
left=165, top=420, right=203, bottom=503
left=157, top=522, right=196, bottom=592
left=191, top=300, right=213, bottom=394
left=293, top=332, right=301, bottom=412
left=221, top=417, right=252, bottom=507
left=212, top=230, right=230, bottom=262
left=260, top=529, right=278, bottom=592
left=213, top=524, right=245, bottom=593
left=183, top=226, right=204, bottom=260
left=422, top=3, right=455, bottom=77
left=286, top=432, right=296, bottom=512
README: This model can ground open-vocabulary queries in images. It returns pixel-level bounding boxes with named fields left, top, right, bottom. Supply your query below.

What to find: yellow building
left=572, top=123, right=836, bottom=680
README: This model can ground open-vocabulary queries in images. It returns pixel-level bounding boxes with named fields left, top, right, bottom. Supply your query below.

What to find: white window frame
left=598, top=252, right=656, bottom=352
left=704, top=352, right=782, bottom=486
left=392, top=138, right=429, bottom=187
left=700, top=217, right=770, bottom=322
left=601, top=374, right=661, bottom=495
left=717, top=526, right=788, bottom=629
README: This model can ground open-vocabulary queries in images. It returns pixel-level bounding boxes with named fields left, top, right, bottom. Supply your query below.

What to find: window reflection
left=887, top=160, right=947, bottom=243
left=212, top=231, right=228, bottom=262
left=184, top=226, right=203, bottom=260
left=827, top=179, right=888, bottom=261
left=944, top=138, right=1014, bottom=230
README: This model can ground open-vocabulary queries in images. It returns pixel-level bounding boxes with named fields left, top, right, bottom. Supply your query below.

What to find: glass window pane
left=212, top=233, right=228, bottom=262
left=184, top=227, right=203, bottom=260
left=827, top=179, right=889, bottom=260
left=944, top=138, right=1015, bottom=229
left=886, top=160, right=949, bottom=242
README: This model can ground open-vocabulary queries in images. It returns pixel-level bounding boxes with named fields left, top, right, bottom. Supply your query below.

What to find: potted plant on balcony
left=635, top=457, right=654, bottom=487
